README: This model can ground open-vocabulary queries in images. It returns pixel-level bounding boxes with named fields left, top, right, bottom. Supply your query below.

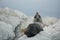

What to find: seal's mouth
left=37, top=18, right=40, bottom=21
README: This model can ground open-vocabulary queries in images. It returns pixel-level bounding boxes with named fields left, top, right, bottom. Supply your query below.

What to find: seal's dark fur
left=24, top=23, right=43, bottom=37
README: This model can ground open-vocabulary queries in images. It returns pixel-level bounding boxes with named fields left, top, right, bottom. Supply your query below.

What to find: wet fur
left=24, top=23, right=43, bottom=37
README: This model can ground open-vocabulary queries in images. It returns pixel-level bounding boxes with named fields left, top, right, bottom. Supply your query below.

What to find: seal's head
left=34, top=12, right=42, bottom=23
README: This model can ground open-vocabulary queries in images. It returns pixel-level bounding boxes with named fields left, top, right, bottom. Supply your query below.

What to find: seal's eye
left=34, top=15, right=41, bottom=19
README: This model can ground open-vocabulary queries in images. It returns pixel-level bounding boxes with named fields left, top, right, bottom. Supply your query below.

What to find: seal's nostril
left=37, top=18, right=39, bottom=20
